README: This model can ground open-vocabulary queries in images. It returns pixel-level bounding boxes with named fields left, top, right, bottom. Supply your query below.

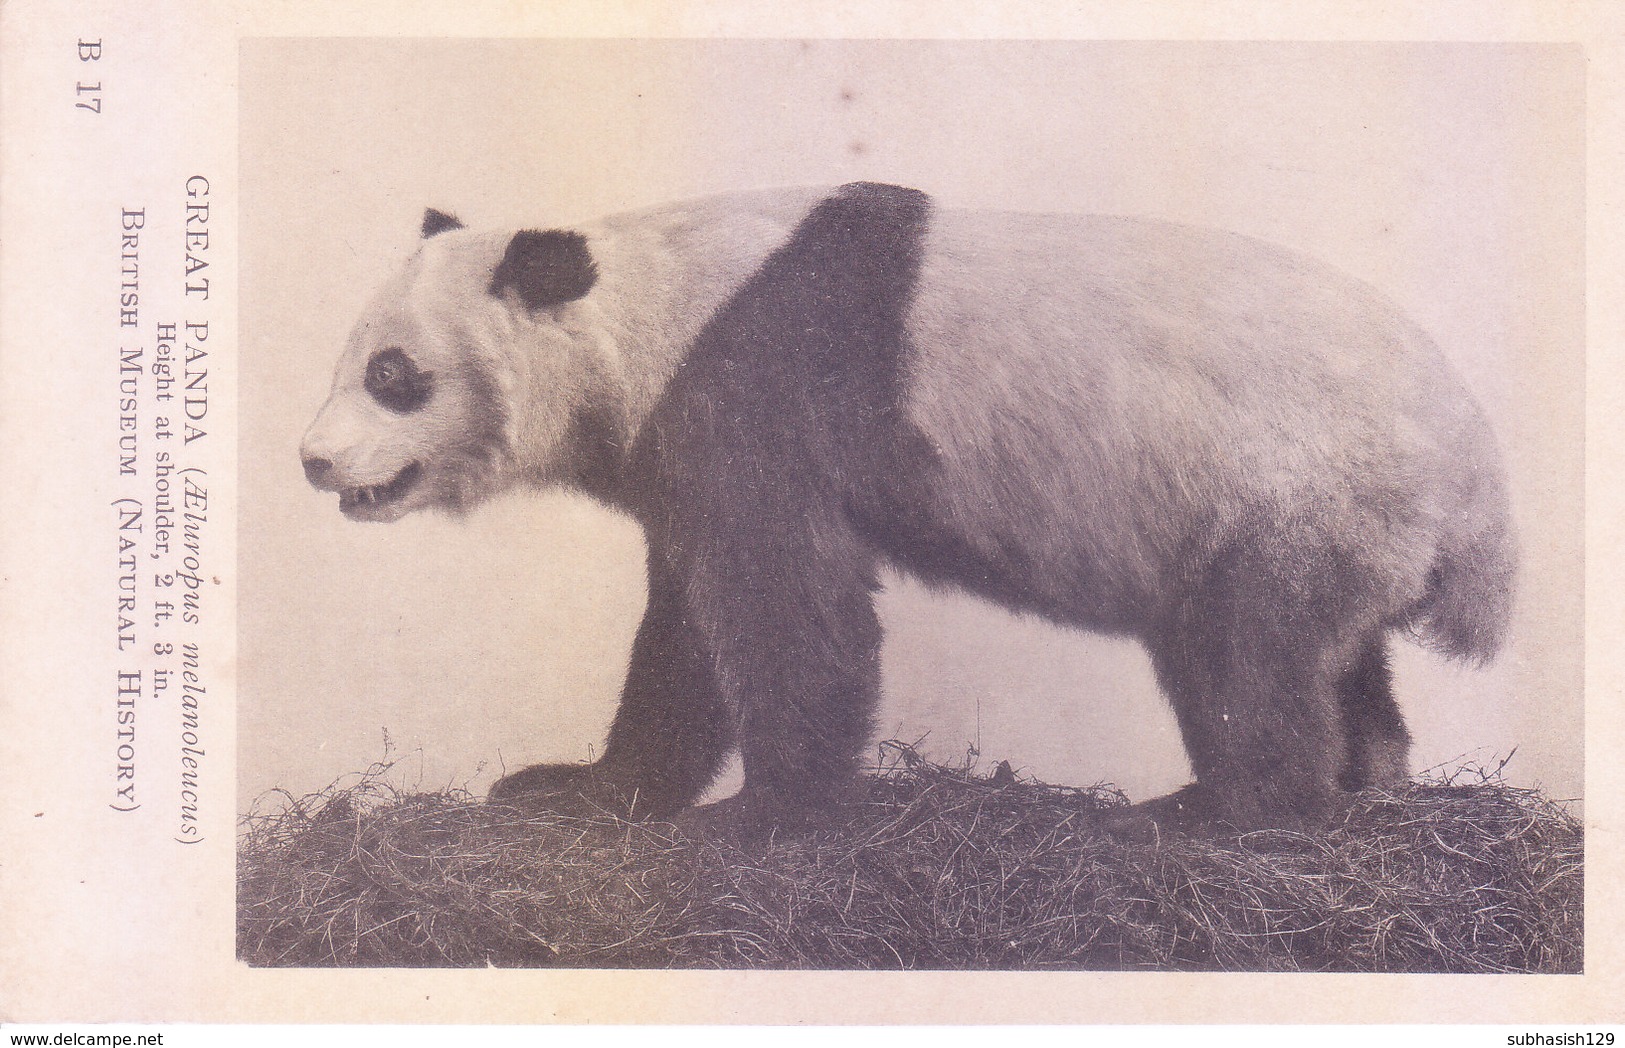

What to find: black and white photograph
left=237, top=39, right=1582, bottom=973
left=1, top=1, right=1619, bottom=1033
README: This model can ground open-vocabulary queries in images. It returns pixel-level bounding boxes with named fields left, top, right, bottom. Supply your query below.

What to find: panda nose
left=302, top=455, right=334, bottom=486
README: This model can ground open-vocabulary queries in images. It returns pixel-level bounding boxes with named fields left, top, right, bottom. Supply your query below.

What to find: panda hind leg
left=1336, top=632, right=1412, bottom=793
left=1142, top=540, right=1372, bottom=834
left=488, top=556, right=733, bottom=821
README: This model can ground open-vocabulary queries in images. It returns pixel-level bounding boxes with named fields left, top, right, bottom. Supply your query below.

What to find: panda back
left=894, top=206, right=1491, bottom=617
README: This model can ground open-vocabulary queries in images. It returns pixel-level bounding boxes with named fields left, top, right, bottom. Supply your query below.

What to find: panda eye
left=364, top=347, right=433, bottom=413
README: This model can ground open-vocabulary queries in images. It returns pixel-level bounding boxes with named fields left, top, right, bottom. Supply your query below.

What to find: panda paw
left=675, top=787, right=858, bottom=845
left=1093, top=783, right=1218, bottom=841
left=1104, top=780, right=1346, bottom=839
left=487, top=762, right=645, bottom=821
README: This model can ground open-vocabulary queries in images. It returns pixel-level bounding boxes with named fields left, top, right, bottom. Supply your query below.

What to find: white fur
left=901, top=210, right=1508, bottom=656
left=305, top=188, right=1512, bottom=664
left=302, top=189, right=826, bottom=517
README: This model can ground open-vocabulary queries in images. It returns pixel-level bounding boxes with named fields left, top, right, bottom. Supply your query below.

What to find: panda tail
left=1406, top=467, right=1519, bottom=665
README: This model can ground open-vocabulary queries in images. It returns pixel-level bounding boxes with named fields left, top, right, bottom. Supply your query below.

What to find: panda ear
left=489, top=229, right=599, bottom=309
left=421, top=209, right=464, bottom=238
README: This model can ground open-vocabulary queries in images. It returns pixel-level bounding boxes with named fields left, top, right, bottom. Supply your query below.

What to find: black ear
left=421, top=209, right=464, bottom=238
left=489, top=229, right=598, bottom=309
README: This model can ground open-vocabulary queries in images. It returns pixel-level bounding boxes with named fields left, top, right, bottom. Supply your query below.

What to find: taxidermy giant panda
left=301, top=182, right=1516, bottom=833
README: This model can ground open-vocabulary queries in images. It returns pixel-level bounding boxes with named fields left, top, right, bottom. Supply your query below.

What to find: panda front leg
left=679, top=506, right=885, bottom=835
left=488, top=550, right=733, bottom=819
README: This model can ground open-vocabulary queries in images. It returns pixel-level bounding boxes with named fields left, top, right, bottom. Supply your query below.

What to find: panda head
left=301, top=209, right=620, bottom=522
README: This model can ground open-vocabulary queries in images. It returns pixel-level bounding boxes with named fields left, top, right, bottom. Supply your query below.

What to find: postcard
left=1, top=0, right=1618, bottom=1026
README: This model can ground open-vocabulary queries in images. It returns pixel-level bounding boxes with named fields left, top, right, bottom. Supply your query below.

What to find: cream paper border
left=1, top=0, right=1619, bottom=1025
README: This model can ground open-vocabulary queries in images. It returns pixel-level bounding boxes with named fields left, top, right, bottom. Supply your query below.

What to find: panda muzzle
left=338, top=460, right=423, bottom=517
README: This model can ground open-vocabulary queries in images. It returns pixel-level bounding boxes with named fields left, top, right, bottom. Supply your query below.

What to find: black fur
left=364, top=347, right=434, bottom=414
left=488, top=181, right=1427, bottom=833
left=491, top=182, right=931, bottom=822
left=489, top=229, right=598, bottom=310
left=1336, top=635, right=1409, bottom=793
left=421, top=208, right=464, bottom=238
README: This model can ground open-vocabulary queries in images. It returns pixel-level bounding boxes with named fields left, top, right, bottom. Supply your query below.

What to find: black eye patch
left=364, top=347, right=433, bottom=413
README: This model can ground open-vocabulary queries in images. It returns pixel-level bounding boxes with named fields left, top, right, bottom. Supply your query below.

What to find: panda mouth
left=339, top=461, right=423, bottom=518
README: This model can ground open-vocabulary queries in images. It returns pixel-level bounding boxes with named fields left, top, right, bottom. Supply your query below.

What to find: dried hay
left=237, top=743, right=1582, bottom=971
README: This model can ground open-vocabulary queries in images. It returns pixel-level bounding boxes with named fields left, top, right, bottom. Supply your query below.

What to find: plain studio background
left=238, top=40, right=1582, bottom=812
